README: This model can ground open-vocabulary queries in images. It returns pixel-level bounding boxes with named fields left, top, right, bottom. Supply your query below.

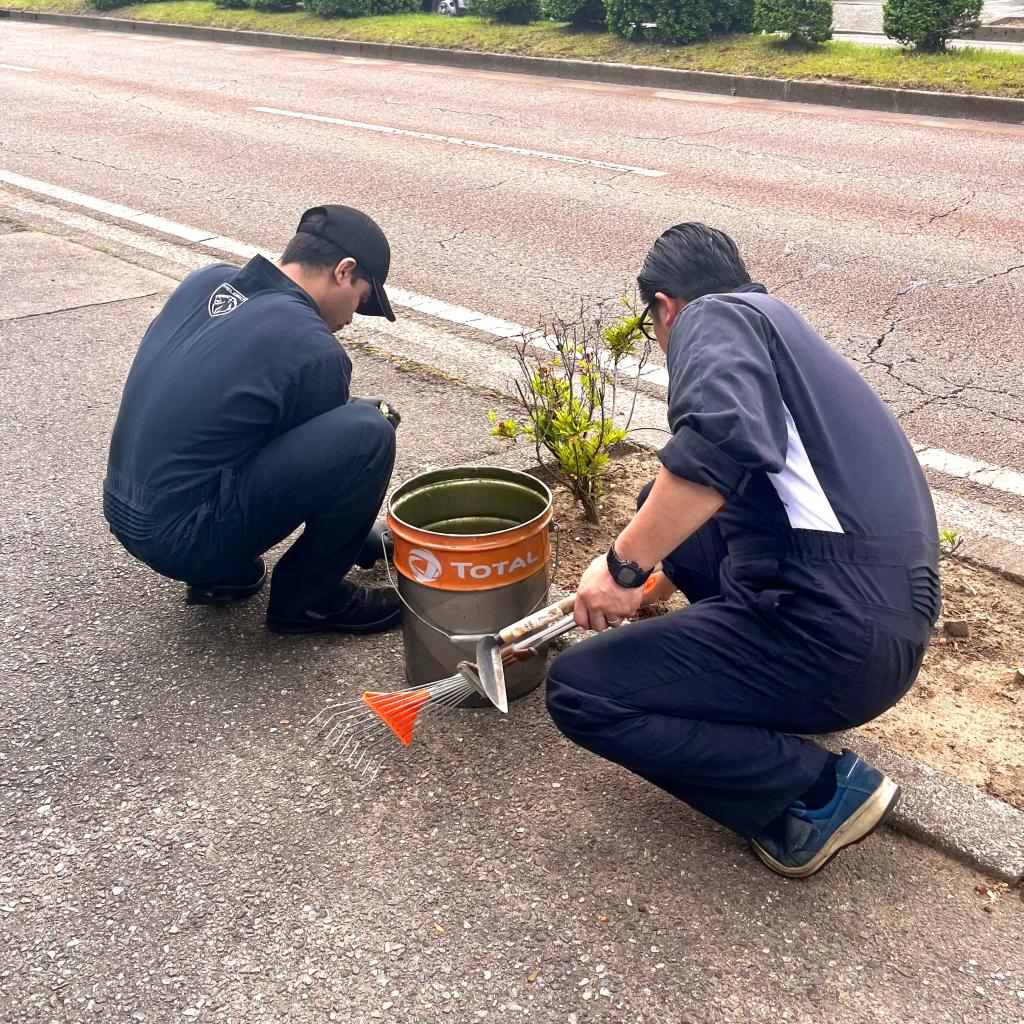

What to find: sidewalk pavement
left=834, top=0, right=1024, bottom=48
left=2, top=219, right=1024, bottom=1024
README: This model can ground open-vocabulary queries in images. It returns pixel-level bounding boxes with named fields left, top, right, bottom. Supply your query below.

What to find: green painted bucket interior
left=390, top=466, right=550, bottom=536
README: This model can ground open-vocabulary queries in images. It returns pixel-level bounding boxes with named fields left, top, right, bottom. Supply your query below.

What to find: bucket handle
left=380, top=528, right=556, bottom=644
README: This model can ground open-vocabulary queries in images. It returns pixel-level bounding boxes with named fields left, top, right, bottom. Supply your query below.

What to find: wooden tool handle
left=497, top=594, right=576, bottom=644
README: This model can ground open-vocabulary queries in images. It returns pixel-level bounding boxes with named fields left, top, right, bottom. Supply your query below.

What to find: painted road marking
left=0, top=64, right=37, bottom=73
left=2, top=167, right=1022, bottom=500
left=250, top=106, right=667, bottom=178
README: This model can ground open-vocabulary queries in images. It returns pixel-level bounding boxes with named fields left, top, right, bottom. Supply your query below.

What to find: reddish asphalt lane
left=1, top=21, right=1022, bottom=469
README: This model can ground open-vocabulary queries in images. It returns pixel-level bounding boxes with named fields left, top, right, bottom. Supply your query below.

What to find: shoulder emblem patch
left=208, top=282, right=248, bottom=318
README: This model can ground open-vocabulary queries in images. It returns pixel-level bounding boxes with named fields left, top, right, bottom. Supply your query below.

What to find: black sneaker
left=186, top=557, right=267, bottom=606
left=266, top=581, right=402, bottom=635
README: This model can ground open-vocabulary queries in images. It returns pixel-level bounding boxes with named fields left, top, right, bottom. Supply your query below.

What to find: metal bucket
left=386, top=466, right=553, bottom=705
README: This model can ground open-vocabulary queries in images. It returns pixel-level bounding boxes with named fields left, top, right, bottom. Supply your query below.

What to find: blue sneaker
left=750, top=749, right=901, bottom=879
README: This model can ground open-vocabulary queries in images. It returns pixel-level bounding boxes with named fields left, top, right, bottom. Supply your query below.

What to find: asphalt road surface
left=2, top=23, right=1024, bottom=1024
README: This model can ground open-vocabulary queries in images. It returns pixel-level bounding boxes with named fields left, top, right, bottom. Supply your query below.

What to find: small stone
left=943, top=619, right=970, bottom=638
left=1015, top=667, right=1024, bottom=685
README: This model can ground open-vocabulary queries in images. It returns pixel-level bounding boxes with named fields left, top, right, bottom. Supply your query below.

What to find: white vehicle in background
left=423, top=0, right=471, bottom=12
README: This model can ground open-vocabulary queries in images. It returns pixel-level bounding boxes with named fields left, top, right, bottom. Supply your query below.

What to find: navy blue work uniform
left=546, top=285, right=941, bottom=839
left=103, top=255, right=396, bottom=617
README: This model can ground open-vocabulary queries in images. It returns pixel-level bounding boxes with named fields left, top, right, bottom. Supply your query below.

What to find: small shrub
left=247, top=0, right=299, bottom=9
left=212, top=0, right=250, bottom=8
left=490, top=298, right=650, bottom=524
left=475, top=0, right=542, bottom=22
left=754, top=0, right=833, bottom=43
left=607, top=0, right=749, bottom=44
left=883, top=0, right=982, bottom=51
left=86, top=0, right=129, bottom=10
left=543, top=0, right=607, bottom=27
left=304, top=0, right=372, bottom=15
left=372, top=0, right=420, bottom=12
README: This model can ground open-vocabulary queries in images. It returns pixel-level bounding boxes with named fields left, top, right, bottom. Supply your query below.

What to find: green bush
left=475, top=0, right=542, bottom=21
left=372, top=0, right=420, bottom=12
left=212, top=0, right=249, bottom=8
left=542, top=0, right=607, bottom=26
left=304, top=0, right=373, bottom=14
left=715, top=0, right=754, bottom=31
left=247, top=0, right=299, bottom=9
left=85, top=0, right=128, bottom=10
left=883, top=0, right=982, bottom=50
left=607, top=0, right=751, bottom=44
left=754, top=0, right=833, bottom=42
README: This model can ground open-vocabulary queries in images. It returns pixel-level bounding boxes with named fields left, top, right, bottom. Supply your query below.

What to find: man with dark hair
left=104, top=205, right=404, bottom=635
left=547, top=223, right=940, bottom=878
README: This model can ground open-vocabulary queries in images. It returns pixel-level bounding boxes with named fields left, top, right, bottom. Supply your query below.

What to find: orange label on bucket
left=390, top=529, right=551, bottom=592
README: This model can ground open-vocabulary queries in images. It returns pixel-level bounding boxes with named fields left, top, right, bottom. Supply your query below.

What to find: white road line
left=0, top=169, right=268, bottom=260
left=914, top=447, right=1024, bottom=498
left=251, top=106, right=667, bottom=178
left=0, top=64, right=37, bottom=73
left=2, top=167, right=1022, bottom=500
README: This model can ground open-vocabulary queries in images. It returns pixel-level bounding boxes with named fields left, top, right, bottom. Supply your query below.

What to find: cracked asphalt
left=0, top=21, right=1023, bottom=471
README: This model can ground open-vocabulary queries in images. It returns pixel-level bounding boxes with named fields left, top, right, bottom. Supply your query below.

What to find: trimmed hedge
left=304, top=0, right=372, bottom=14
left=474, top=0, right=542, bottom=22
left=883, top=0, right=982, bottom=50
left=715, top=0, right=754, bottom=31
left=754, top=0, right=833, bottom=42
left=608, top=0, right=752, bottom=44
left=542, top=0, right=607, bottom=26
left=372, top=0, right=420, bottom=12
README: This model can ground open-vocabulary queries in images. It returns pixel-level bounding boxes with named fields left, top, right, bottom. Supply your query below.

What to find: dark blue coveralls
left=103, top=256, right=396, bottom=616
left=546, top=285, right=941, bottom=839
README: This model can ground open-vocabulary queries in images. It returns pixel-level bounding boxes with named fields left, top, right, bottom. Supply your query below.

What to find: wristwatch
left=606, top=543, right=654, bottom=589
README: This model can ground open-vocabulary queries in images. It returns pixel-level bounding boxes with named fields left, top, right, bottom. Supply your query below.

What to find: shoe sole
left=750, top=777, right=902, bottom=880
left=186, top=572, right=267, bottom=606
left=265, top=609, right=403, bottom=636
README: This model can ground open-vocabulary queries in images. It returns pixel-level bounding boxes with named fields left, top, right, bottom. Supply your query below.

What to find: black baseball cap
left=296, top=205, right=396, bottom=322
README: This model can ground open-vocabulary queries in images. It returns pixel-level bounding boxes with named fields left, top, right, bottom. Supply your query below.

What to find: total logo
left=408, top=548, right=442, bottom=584
left=454, top=551, right=538, bottom=580
left=407, top=547, right=540, bottom=584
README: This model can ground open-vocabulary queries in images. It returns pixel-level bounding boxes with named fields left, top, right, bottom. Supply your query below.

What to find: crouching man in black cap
left=103, top=205, right=403, bottom=635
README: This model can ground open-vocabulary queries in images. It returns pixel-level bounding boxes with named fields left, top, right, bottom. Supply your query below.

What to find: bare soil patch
left=545, top=451, right=1024, bottom=809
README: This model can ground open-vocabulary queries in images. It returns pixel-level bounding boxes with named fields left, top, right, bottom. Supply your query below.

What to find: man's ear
left=655, top=291, right=687, bottom=329
left=333, top=257, right=358, bottom=285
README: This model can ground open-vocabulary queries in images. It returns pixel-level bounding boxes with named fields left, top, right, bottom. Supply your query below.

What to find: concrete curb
left=822, top=732, right=1024, bottom=885
left=4, top=7, right=1024, bottom=126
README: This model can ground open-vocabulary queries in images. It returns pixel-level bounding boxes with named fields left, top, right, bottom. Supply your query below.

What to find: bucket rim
left=387, top=464, right=553, bottom=540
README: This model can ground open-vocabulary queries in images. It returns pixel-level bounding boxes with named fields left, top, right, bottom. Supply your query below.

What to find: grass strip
left=5, top=0, right=1023, bottom=97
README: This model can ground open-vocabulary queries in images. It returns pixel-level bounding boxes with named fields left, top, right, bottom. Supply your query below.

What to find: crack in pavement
left=926, top=190, right=977, bottom=227
left=1, top=292, right=165, bottom=324
left=945, top=261, right=1024, bottom=289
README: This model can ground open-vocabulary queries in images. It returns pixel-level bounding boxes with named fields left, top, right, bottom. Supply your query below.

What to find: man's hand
left=574, top=555, right=646, bottom=632
left=360, top=396, right=401, bottom=429
left=377, top=401, right=401, bottom=429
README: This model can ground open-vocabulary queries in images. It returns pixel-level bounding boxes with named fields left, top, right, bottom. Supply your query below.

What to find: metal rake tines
left=310, top=671, right=479, bottom=769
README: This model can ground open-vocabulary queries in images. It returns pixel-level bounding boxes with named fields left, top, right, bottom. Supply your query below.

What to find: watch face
left=618, top=564, right=640, bottom=586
